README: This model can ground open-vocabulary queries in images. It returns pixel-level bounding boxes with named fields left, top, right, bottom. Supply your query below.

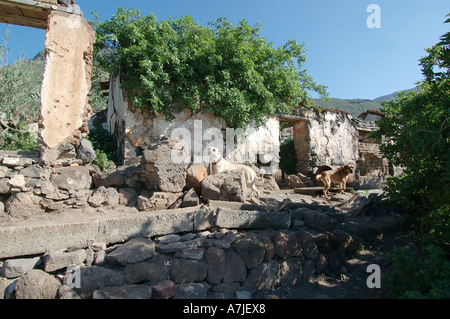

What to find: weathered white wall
left=107, top=75, right=280, bottom=173
left=39, top=11, right=94, bottom=151
left=293, top=109, right=359, bottom=175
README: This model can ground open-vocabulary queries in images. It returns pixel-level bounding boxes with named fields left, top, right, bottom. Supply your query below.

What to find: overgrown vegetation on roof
left=90, top=8, right=327, bottom=128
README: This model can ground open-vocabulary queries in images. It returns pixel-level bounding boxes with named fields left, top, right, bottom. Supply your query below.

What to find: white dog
left=208, top=147, right=259, bottom=199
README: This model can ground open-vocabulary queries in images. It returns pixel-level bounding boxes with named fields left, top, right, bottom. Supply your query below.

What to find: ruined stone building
left=0, top=0, right=95, bottom=164
left=280, top=108, right=389, bottom=189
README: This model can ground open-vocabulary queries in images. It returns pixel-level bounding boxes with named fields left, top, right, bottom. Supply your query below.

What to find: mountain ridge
left=311, top=87, right=418, bottom=117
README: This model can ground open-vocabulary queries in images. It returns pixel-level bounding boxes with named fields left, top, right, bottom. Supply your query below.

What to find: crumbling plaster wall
left=293, top=109, right=359, bottom=176
left=39, top=10, right=94, bottom=162
left=107, top=75, right=280, bottom=173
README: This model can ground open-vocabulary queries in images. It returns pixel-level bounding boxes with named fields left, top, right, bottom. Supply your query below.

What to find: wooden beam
left=0, top=11, right=48, bottom=28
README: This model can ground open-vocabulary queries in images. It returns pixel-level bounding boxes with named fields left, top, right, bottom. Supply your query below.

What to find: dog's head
left=208, top=147, right=222, bottom=164
left=344, top=164, right=355, bottom=174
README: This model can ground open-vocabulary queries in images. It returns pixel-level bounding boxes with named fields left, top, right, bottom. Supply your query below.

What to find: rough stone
left=77, top=139, right=96, bottom=164
left=335, top=193, right=371, bottom=216
left=92, top=284, right=153, bottom=299
left=92, top=170, right=125, bottom=188
left=124, top=261, right=169, bottom=285
left=205, top=247, right=226, bottom=285
left=90, top=242, right=107, bottom=252
left=5, top=192, right=42, bottom=219
left=1, top=257, right=41, bottom=278
left=170, top=260, right=207, bottom=284
left=201, top=170, right=248, bottom=202
left=88, top=186, right=119, bottom=208
left=2, top=157, right=32, bottom=168
left=156, top=241, right=187, bottom=254
left=150, top=280, right=177, bottom=299
left=14, top=269, right=61, bottom=299
left=280, top=258, right=303, bottom=287
left=286, top=174, right=304, bottom=188
left=8, top=174, right=26, bottom=189
left=50, top=166, right=91, bottom=191
left=295, top=208, right=337, bottom=231
left=106, top=238, right=155, bottom=266
left=231, top=235, right=266, bottom=269
left=245, top=261, right=281, bottom=291
left=140, top=139, right=188, bottom=192
left=154, top=234, right=180, bottom=245
left=20, top=165, right=47, bottom=179
left=0, top=178, right=11, bottom=194
left=174, top=248, right=205, bottom=260
left=118, top=187, right=138, bottom=206
left=79, top=266, right=124, bottom=296
left=181, top=188, right=200, bottom=208
left=57, top=285, right=81, bottom=299
left=137, top=191, right=183, bottom=211
left=271, top=232, right=302, bottom=259
left=296, top=230, right=319, bottom=260
left=43, top=249, right=87, bottom=272
left=173, top=283, right=210, bottom=299
left=186, top=163, right=208, bottom=192
left=293, top=110, right=358, bottom=175
left=223, top=250, right=247, bottom=284
left=94, top=250, right=106, bottom=265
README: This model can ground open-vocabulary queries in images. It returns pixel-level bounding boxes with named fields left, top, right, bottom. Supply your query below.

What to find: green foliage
left=279, top=137, right=297, bottom=174
left=86, top=121, right=118, bottom=171
left=375, top=14, right=450, bottom=248
left=91, top=8, right=327, bottom=128
left=0, top=39, right=43, bottom=120
left=386, top=244, right=450, bottom=298
left=0, top=114, right=38, bottom=151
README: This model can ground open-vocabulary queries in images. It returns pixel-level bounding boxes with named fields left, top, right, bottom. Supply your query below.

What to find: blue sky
left=1, top=0, right=449, bottom=99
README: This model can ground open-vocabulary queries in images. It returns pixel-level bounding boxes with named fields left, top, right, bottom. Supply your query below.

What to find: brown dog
left=315, top=165, right=355, bottom=199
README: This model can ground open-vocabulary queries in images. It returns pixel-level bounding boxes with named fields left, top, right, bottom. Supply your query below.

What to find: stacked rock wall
left=0, top=207, right=364, bottom=299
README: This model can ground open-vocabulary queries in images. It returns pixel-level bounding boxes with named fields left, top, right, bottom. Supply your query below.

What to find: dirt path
left=280, top=232, right=413, bottom=299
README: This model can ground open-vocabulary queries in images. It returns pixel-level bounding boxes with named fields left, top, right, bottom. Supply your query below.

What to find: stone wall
left=0, top=224, right=359, bottom=299
left=106, top=75, right=279, bottom=173
left=292, top=109, right=359, bottom=176
left=0, top=186, right=406, bottom=299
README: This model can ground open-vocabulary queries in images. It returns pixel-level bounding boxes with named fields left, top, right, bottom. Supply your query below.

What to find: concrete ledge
left=1, top=204, right=294, bottom=259
left=0, top=206, right=213, bottom=259
left=215, top=208, right=291, bottom=230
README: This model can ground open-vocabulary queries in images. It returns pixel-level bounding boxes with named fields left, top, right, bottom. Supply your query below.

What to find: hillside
left=311, top=98, right=382, bottom=117
left=372, top=87, right=419, bottom=102
left=311, top=87, right=418, bottom=117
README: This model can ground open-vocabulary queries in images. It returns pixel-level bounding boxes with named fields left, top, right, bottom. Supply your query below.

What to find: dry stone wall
left=0, top=213, right=361, bottom=299
left=0, top=189, right=406, bottom=299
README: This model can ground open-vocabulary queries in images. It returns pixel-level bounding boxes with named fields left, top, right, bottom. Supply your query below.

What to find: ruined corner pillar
left=39, top=10, right=94, bottom=163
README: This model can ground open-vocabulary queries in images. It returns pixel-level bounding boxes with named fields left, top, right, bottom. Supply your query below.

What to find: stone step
left=294, top=186, right=354, bottom=195
left=0, top=206, right=213, bottom=259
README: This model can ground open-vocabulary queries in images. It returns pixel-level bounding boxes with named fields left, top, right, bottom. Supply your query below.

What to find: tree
left=376, top=14, right=449, bottom=247
left=91, top=8, right=327, bottom=128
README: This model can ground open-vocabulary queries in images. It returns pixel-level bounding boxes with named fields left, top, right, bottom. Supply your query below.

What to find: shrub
left=91, top=8, right=327, bottom=129
left=375, top=14, right=450, bottom=248
left=386, top=244, right=450, bottom=298
left=86, top=121, right=118, bottom=171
